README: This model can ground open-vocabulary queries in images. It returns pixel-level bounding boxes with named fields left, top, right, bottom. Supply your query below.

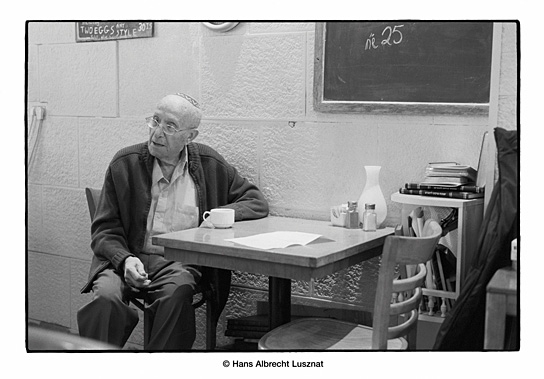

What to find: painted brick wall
left=26, top=21, right=517, bottom=349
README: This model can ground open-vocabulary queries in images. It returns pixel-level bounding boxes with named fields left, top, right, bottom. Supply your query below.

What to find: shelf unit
left=391, top=192, right=484, bottom=323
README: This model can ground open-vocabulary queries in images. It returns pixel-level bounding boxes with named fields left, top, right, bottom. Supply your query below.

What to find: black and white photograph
left=10, top=3, right=536, bottom=377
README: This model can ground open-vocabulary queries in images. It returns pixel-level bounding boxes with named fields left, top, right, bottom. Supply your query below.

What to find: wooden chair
left=84, top=187, right=230, bottom=350
left=258, top=219, right=442, bottom=350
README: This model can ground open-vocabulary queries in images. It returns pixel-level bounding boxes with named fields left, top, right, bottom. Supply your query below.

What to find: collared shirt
left=143, top=148, right=199, bottom=255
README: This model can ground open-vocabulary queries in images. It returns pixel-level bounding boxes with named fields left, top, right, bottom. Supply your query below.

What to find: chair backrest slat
left=392, top=263, right=426, bottom=293
left=387, top=310, right=419, bottom=340
left=389, top=287, right=423, bottom=316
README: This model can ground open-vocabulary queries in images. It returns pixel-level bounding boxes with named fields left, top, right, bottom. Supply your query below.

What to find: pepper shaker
left=346, top=201, right=359, bottom=229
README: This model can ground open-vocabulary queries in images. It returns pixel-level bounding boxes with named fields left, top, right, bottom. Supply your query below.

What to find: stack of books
left=225, top=314, right=270, bottom=340
left=400, top=162, right=484, bottom=199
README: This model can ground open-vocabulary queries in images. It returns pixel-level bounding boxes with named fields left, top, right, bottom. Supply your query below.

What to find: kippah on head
left=174, top=93, right=201, bottom=109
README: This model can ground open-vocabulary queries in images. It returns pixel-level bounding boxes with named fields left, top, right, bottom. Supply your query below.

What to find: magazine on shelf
left=405, top=183, right=485, bottom=193
left=425, top=164, right=477, bottom=181
left=420, top=176, right=472, bottom=186
left=399, top=188, right=484, bottom=199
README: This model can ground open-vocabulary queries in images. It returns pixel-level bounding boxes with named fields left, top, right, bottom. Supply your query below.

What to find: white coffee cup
left=203, top=208, right=235, bottom=228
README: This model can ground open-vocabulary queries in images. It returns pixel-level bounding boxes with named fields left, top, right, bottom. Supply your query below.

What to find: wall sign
left=314, top=22, right=494, bottom=115
left=76, top=22, right=154, bottom=42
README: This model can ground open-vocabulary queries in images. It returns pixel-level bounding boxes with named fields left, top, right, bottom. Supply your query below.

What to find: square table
left=153, top=216, right=394, bottom=330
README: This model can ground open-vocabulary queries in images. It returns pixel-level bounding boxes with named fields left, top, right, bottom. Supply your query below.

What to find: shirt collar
left=152, top=147, right=189, bottom=184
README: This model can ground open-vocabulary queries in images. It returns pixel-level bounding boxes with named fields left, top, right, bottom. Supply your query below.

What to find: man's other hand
left=123, top=257, right=150, bottom=291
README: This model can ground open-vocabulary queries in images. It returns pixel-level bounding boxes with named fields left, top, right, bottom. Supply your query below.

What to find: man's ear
left=188, top=129, right=199, bottom=143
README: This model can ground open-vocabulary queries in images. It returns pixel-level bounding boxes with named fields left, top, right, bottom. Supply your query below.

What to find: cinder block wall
left=26, top=22, right=517, bottom=349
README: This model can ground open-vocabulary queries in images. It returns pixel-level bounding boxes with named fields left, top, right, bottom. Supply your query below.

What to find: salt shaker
left=346, top=201, right=359, bottom=229
left=362, top=203, right=377, bottom=232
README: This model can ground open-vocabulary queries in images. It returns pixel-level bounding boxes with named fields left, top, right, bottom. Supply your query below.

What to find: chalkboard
left=76, top=22, right=154, bottom=42
left=314, top=22, right=494, bottom=115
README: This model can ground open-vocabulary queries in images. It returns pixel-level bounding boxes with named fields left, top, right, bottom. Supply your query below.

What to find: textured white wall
left=497, top=23, right=518, bottom=131
left=26, top=21, right=517, bottom=349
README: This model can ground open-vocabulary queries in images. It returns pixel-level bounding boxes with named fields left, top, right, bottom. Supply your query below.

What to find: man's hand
left=123, top=257, right=150, bottom=291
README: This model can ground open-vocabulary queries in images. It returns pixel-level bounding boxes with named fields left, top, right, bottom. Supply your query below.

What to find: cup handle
left=203, top=211, right=211, bottom=221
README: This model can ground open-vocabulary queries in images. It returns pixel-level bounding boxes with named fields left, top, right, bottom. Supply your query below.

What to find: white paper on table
left=225, top=231, right=322, bottom=250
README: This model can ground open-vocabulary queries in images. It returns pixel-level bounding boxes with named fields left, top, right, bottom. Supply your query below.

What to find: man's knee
left=151, top=283, right=194, bottom=310
left=92, top=282, right=124, bottom=304
left=170, top=284, right=195, bottom=305
left=90, top=270, right=127, bottom=304
left=79, top=287, right=126, bottom=323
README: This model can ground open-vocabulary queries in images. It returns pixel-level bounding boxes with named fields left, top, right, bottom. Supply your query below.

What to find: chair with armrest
left=84, top=187, right=230, bottom=350
left=258, top=219, right=442, bottom=350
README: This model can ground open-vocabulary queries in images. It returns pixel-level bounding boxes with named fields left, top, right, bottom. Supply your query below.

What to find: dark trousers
left=77, top=254, right=199, bottom=350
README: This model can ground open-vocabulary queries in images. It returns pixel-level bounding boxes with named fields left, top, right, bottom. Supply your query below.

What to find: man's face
left=148, top=96, right=197, bottom=165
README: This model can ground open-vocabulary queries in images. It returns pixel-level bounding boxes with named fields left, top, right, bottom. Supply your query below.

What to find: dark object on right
left=433, top=127, right=519, bottom=351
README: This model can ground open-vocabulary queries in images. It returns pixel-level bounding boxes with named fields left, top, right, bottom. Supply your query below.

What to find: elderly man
left=77, top=93, right=269, bottom=350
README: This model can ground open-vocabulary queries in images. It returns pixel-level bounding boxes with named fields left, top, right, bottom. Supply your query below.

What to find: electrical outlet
left=27, top=102, right=48, bottom=121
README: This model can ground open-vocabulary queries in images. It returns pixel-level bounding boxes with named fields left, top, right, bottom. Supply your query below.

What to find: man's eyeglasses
left=146, top=117, right=186, bottom=136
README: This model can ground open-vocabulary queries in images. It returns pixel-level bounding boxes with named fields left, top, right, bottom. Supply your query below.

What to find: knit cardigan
left=81, top=142, right=269, bottom=293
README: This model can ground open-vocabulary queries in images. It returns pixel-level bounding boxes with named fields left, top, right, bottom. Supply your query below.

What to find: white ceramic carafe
left=357, top=166, right=387, bottom=228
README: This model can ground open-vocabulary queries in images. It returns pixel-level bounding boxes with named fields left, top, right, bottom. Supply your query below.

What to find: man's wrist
left=121, top=256, right=136, bottom=272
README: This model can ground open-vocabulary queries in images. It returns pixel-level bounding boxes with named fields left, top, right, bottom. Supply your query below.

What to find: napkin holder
left=330, top=204, right=348, bottom=227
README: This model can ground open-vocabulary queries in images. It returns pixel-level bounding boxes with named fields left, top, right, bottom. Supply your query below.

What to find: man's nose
left=151, top=124, right=166, bottom=137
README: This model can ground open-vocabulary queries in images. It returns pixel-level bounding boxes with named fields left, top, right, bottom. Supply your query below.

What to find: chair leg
left=205, top=299, right=217, bottom=350
left=406, top=319, right=418, bottom=350
left=143, top=310, right=150, bottom=348
left=202, top=267, right=231, bottom=350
